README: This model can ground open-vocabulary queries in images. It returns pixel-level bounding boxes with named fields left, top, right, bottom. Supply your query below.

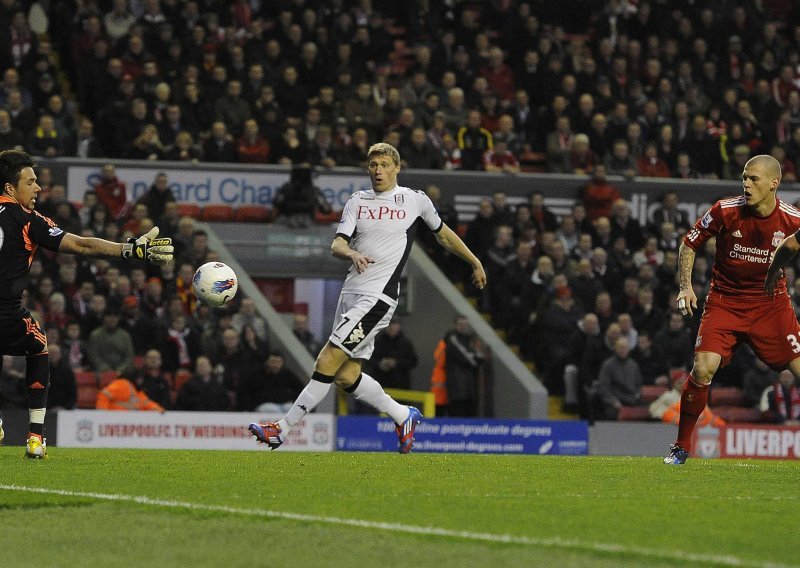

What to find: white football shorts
left=329, top=293, right=396, bottom=359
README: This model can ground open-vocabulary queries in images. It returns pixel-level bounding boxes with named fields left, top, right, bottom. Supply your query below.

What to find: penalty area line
left=0, top=484, right=794, bottom=568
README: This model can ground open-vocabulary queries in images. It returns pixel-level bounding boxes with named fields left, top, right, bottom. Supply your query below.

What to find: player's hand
left=764, top=269, right=781, bottom=297
left=472, top=264, right=487, bottom=290
left=676, top=287, right=697, bottom=318
left=122, top=227, right=174, bottom=264
left=351, top=252, right=375, bottom=274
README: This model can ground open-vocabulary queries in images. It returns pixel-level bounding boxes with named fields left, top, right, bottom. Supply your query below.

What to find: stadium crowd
left=2, top=0, right=800, bottom=420
left=0, top=1, right=797, bottom=176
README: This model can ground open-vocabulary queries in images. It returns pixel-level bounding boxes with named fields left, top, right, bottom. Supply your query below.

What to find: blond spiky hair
left=367, top=143, right=400, bottom=166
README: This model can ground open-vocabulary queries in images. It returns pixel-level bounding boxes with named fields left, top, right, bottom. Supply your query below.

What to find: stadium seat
left=641, top=385, right=668, bottom=403
left=173, top=369, right=192, bottom=393
left=202, top=204, right=235, bottom=222
left=77, top=385, right=99, bottom=409
left=710, top=387, right=744, bottom=407
left=235, top=205, right=273, bottom=223
left=98, top=370, right=119, bottom=387
left=74, top=370, right=97, bottom=387
left=713, top=406, right=761, bottom=423
left=617, top=406, right=652, bottom=421
left=177, top=203, right=201, bottom=218
left=314, top=211, right=340, bottom=224
left=670, top=369, right=688, bottom=383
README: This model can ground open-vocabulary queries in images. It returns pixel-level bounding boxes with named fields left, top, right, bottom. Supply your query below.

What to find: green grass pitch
left=0, top=448, right=797, bottom=568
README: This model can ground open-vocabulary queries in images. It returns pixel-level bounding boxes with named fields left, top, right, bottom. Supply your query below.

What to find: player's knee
left=314, top=354, right=337, bottom=377
left=691, top=362, right=715, bottom=384
left=315, top=342, right=346, bottom=373
left=333, top=371, right=357, bottom=389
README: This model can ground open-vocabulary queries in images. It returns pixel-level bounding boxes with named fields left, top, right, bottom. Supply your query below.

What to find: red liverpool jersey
left=683, top=196, right=800, bottom=297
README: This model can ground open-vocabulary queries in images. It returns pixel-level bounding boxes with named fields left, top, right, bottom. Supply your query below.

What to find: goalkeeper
left=0, top=149, right=173, bottom=458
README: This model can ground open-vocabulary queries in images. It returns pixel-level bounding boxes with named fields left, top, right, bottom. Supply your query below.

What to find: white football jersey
left=336, top=184, right=443, bottom=300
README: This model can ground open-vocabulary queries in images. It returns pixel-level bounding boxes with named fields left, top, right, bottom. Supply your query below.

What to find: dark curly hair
left=0, top=149, right=35, bottom=192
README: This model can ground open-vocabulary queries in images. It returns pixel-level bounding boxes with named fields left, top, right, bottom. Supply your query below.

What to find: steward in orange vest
left=430, top=339, right=448, bottom=412
left=96, top=378, right=164, bottom=411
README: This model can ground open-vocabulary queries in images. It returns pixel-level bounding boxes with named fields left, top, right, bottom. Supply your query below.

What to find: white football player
left=250, top=143, right=486, bottom=453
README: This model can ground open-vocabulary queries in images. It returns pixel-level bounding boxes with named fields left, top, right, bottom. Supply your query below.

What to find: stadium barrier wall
left=336, top=416, right=588, bottom=455
left=11, top=409, right=797, bottom=458
left=56, top=410, right=335, bottom=452
left=589, top=422, right=676, bottom=456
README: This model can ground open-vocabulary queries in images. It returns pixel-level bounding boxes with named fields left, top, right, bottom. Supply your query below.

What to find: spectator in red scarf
left=566, top=133, right=597, bottom=175
left=482, top=135, right=519, bottom=173
left=636, top=141, right=671, bottom=178
left=93, top=163, right=129, bottom=220
left=760, top=370, right=800, bottom=425
left=580, top=165, right=621, bottom=221
left=480, top=46, right=515, bottom=103
left=236, top=118, right=270, bottom=163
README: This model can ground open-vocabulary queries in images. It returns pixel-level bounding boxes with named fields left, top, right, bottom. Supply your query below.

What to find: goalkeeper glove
left=121, top=227, right=174, bottom=264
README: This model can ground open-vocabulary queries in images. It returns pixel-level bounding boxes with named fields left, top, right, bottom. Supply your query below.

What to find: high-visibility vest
left=662, top=403, right=725, bottom=427
left=96, top=378, right=164, bottom=412
left=430, top=339, right=448, bottom=405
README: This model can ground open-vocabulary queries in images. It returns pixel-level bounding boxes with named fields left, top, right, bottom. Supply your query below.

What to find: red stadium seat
left=313, top=211, right=340, bottom=224
left=74, top=370, right=97, bottom=387
left=173, top=369, right=192, bottom=393
left=641, top=385, right=668, bottom=403
left=713, top=406, right=761, bottom=423
left=98, top=370, right=119, bottom=387
left=617, top=406, right=652, bottom=421
left=235, top=205, right=273, bottom=223
left=177, top=203, right=201, bottom=218
left=77, top=385, right=99, bottom=409
left=670, top=369, right=689, bottom=383
left=710, top=387, right=744, bottom=407
left=202, top=204, right=235, bottom=222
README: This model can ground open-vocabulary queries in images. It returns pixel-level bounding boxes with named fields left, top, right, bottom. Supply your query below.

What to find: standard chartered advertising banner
left=66, top=166, right=369, bottom=211
left=57, top=410, right=334, bottom=451
left=336, top=417, right=588, bottom=455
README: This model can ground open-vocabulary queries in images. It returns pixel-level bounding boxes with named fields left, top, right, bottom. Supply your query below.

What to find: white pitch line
left=0, top=484, right=795, bottom=568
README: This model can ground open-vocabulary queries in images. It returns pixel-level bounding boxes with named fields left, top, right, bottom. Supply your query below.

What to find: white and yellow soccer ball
left=192, top=262, right=238, bottom=307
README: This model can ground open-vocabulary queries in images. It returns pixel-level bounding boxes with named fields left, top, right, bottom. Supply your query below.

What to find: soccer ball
left=192, top=262, right=238, bottom=307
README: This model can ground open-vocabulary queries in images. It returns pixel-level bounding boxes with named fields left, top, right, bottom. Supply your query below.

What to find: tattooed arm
left=676, top=241, right=698, bottom=317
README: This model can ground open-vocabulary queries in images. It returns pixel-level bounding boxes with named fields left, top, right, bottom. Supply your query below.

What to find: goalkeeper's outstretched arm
left=59, top=227, right=174, bottom=265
